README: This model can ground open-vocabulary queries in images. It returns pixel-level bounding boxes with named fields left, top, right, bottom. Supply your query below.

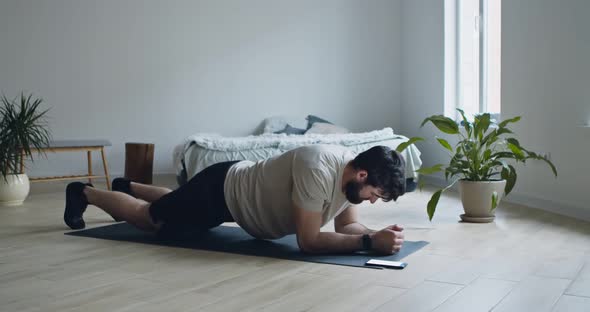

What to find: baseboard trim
left=421, top=176, right=590, bottom=222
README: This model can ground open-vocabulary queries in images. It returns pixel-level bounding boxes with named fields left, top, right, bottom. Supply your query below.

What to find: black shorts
left=149, top=161, right=239, bottom=238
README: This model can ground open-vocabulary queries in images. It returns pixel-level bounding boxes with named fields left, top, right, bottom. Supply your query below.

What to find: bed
left=173, top=127, right=422, bottom=191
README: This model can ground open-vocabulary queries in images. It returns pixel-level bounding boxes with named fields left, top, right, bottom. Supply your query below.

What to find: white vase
left=458, top=179, right=506, bottom=222
left=0, top=174, right=31, bottom=206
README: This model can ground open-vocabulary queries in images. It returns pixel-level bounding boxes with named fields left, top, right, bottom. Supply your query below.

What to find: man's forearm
left=299, top=232, right=365, bottom=254
left=336, top=222, right=376, bottom=235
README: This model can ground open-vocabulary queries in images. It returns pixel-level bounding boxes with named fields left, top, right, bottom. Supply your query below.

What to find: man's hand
left=383, top=224, right=404, bottom=232
left=370, top=224, right=405, bottom=255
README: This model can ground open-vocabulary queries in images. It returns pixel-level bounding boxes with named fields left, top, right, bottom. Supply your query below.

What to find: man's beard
left=344, top=180, right=364, bottom=204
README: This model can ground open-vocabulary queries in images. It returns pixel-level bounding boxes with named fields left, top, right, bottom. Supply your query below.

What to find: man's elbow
left=297, top=238, right=321, bottom=254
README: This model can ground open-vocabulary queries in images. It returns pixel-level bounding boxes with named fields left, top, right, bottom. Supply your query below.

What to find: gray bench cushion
left=47, top=140, right=112, bottom=148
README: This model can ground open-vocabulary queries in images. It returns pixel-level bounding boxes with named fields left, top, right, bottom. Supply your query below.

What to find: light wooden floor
left=1, top=180, right=590, bottom=312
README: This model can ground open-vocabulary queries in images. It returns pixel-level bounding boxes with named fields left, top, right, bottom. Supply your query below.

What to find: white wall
left=401, top=0, right=590, bottom=220
left=400, top=0, right=445, bottom=168
left=0, top=0, right=402, bottom=176
left=501, top=0, right=590, bottom=219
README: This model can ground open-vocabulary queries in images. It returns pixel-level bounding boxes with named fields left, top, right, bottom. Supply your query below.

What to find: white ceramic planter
left=458, top=179, right=506, bottom=222
left=0, top=174, right=30, bottom=206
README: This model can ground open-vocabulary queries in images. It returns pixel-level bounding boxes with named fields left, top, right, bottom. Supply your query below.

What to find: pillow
left=261, top=116, right=307, bottom=134
left=306, top=115, right=333, bottom=130
left=305, top=122, right=350, bottom=134
left=274, top=124, right=306, bottom=135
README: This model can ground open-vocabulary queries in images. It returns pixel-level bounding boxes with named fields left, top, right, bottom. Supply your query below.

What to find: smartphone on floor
left=365, top=259, right=408, bottom=269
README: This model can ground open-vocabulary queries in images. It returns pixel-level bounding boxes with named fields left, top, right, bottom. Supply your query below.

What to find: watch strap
left=361, top=234, right=372, bottom=251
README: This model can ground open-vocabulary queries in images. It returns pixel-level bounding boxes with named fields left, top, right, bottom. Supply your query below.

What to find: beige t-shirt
left=224, top=144, right=354, bottom=239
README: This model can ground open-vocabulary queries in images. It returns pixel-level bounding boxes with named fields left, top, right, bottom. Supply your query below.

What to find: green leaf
left=507, top=143, right=525, bottom=159
left=477, top=113, right=491, bottom=140
left=505, top=138, right=521, bottom=147
left=498, top=160, right=509, bottom=170
left=427, top=189, right=443, bottom=221
left=415, top=164, right=444, bottom=175
left=481, top=129, right=497, bottom=146
left=456, top=108, right=472, bottom=135
left=525, top=152, right=558, bottom=177
left=491, top=191, right=498, bottom=211
left=473, top=115, right=481, bottom=141
left=491, top=151, right=516, bottom=160
left=541, top=157, right=558, bottom=177
left=420, top=115, right=459, bottom=134
left=446, top=167, right=469, bottom=179
left=501, top=165, right=517, bottom=195
left=495, top=127, right=513, bottom=136
left=436, top=137, right=453, bottom=152
left=396, top=137, right=424, bottom=153
left=425, top=179, right=459, bottom=221
left=498, top=116, right=521, bottom=128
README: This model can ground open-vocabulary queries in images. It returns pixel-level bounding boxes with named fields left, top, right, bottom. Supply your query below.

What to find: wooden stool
left=22, top=140, right=112, bottom=190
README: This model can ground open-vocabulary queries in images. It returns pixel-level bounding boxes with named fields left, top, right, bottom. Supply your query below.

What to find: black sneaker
left=111, top=177, right=134, bottom=222
left=64, top=182, right=90, bottom=230
left=112, top=177, right=134, bottom=197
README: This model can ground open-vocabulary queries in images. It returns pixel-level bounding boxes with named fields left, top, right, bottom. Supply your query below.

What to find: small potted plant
left=398, top=109, right=557, bottom=222
left=0, top=93, right=51, bottom=206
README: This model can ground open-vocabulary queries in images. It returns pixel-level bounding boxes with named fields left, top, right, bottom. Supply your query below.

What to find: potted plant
left=398, top=109, right=557, bottom=222
left=0, top=93, right=51, bottom=206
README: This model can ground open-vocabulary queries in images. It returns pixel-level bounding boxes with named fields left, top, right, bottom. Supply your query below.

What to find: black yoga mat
left=66, top=223, right=428, bottom=269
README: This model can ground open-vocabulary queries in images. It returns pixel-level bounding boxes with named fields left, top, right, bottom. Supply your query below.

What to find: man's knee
left=136, top=201, right=152, bottom=218
left=137, top=202, right=161, bottom=231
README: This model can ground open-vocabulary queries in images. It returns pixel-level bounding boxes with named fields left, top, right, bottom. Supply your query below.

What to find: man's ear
left=356, top=170, right=368, bottom=182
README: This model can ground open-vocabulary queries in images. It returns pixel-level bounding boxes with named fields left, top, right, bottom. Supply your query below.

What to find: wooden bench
left=21, top=140, right=112, bottom=190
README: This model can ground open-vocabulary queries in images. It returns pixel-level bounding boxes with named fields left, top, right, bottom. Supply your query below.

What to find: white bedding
left=173, top=127, right=422, bottom=184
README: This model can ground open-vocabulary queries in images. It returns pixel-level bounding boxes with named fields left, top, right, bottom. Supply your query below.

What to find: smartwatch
left=361, top=234, right=372, bottom=251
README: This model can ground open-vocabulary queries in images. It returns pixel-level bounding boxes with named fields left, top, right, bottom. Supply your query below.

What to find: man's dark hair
left=350, top=146, right=406, bottom=202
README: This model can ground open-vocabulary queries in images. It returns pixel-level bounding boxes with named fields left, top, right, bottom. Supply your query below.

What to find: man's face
left=344, top=180, right=384, bottom=204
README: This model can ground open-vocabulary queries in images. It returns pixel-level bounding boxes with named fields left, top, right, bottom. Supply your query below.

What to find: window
left=445, top=0, right=501, bottom=121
